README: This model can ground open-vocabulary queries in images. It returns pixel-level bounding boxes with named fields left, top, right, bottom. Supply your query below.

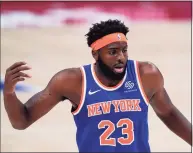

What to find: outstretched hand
left=4, top=61, right=31, bottom=94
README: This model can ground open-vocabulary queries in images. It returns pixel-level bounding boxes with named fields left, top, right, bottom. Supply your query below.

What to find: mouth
left=113, top=64, right=125, bottom=73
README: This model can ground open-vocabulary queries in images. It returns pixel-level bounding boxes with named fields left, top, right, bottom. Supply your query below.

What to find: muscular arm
left=139, top=61, right=192, bottom=146
left=4, top=66, right=82, bottom=130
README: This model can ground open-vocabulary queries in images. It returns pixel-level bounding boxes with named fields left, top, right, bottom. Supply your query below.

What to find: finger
left=11, top=72, right=31, bottom=80
left=7, top=61, right=26, bottom=72
left=10, top=66, right=31, bottom=75
left=12, top=77, right=25, bottom=83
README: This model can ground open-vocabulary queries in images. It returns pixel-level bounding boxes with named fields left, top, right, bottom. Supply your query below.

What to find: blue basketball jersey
left=72, top=60, right=150, bottom=152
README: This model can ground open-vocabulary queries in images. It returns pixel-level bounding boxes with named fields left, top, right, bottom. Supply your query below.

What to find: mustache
left=114, top=61, right=125, bottom=68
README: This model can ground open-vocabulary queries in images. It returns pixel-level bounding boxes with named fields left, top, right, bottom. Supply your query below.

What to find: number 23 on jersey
left=98, top=118, right=134, bottom=146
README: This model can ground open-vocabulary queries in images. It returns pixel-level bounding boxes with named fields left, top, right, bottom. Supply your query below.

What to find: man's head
left=85, top=19, right=129, bottom=80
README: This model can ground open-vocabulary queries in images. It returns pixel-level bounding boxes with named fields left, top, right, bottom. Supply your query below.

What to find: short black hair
left=85, top=19, right=129, bottom=47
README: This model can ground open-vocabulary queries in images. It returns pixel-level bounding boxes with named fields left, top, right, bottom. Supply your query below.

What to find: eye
left=109, top=49, right=117, bottom=55
left=122, top=49, right=127, bottom=53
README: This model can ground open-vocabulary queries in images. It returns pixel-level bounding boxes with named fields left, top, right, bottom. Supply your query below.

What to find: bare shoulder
left=138, top=61, right=161, bottom=77
left=137, top=61, right=164, bottom=99
left=138, top=61, right=163, bottom=83
left=53, top=67, right=82, bottom=83
left=46, top=67, right=83, bottom=99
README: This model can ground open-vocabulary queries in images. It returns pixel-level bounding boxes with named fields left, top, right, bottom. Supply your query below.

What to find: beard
left=97, top=56, right=126, bottom=81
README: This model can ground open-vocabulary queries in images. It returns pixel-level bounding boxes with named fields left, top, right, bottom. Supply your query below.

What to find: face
left=93, top=41, right=128, bottom=80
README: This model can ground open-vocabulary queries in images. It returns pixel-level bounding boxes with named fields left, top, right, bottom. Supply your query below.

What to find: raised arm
left=138, top=61, right=192, bottom=146
left=3, top=62, right=82, bottom=130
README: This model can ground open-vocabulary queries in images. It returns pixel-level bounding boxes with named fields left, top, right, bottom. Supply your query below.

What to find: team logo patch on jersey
left=124, top=81, right=137, bottom=93
left=125, top=81, right=134, bottom=89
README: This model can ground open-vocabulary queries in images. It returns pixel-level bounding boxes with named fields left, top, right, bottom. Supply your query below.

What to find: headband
left=91, top=33, right=127, bottom=51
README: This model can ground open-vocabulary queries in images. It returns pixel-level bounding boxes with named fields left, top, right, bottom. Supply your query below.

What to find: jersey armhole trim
left=72, top=67, right=86, bottom=115
left=134, top=61, right=149, bottom=106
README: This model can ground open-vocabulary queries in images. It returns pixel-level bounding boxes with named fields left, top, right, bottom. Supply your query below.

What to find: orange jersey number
left=98, top=118, right=134, bottom=146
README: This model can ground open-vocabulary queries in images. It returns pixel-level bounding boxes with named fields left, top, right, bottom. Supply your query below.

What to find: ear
left=92, top=50, right=99, bottom=61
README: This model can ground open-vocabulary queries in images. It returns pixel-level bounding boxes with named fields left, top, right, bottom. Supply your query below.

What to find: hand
left=3, top=61, right=31, bottom=94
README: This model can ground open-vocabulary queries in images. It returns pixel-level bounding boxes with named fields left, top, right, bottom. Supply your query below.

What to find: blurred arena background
left=1, top=1, right=192, bottom=152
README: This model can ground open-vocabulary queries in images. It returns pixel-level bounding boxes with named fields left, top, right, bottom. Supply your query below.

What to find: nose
left=117, top=51, right=125, bottom=61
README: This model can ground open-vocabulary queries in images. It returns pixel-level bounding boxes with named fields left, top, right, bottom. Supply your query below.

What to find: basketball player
left=3, top=19, right=192, bottom=152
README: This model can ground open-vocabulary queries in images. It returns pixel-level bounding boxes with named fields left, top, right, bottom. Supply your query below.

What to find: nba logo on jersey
left=72, top=60, right=150, bottom=152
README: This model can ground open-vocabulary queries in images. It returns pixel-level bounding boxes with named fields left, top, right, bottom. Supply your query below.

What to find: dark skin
left=3, top=41, right=192, bottom=147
